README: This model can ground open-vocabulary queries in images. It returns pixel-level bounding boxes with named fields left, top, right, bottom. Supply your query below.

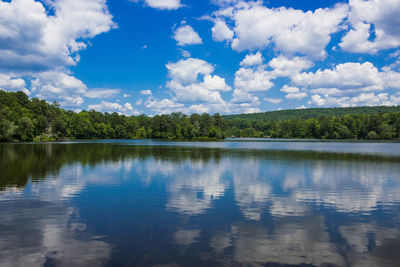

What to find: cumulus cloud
left=231, top=63, right=274, bottom=106
left=173, top=24, right=203, bottom=46
left=0, top=73, right=29, bottom=95
left=291, top=62, right=400, bottom=107
left=308, top=93, right=398, bottom=107
left=240, top=52, right=263, bottom=67
left=0, top=0, right=117, bottom=110
left=88, top=101, right=139, bottom=115
left=234, top=67, right=274, bottom=93
left=166, top=58, right=214, bottom=85
left=203, top=74, right=231, bottom=92
left=268, top=55, right=313, bottom=77
left=232, top=54, right=313, bottom=106
left=145, top=97, right=186, bottom=114
left=140, top=0, right=181, bottom=10
left=231, top=89, right=260, bottom=105
left=0, top=0, right=115, bottom=72
left=141, top=57, right=234, bottom=114
left=165, top=58, right=230, bottom=104
left=140, top=89, right=152, bottom=95
left=211, top=19, right=234, bottom=42
left=26, top=70, right=125, bottom=109
left=292, top=62, right=393, bottom=95
left=340, top=0, right=400, bottom=54
left=280, top=85, right=307, bottom=100
left=167, top=80, right=227, bottom=104
left=263, top=97, right=282, bottom=104
left=84, top=89, right=120, bottom=98
left=217, top=2, right=348, bottom=58
left=31, top=71, right=87, bottom=108
left=145, top=57, right=267, bottom=114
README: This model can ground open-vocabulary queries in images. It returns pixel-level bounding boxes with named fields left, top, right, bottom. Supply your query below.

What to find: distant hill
left=223, top=106, right=400, bottom=121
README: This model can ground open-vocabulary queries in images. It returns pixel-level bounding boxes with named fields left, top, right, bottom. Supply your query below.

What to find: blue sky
left=1, top=0, right=400, bottom=115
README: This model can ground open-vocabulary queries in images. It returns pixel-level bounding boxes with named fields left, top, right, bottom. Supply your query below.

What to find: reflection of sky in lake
left=1, top=141, right=400, bottom=266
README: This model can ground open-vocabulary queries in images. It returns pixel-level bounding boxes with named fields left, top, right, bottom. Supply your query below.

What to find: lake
left=1, top=140, right=400, bottom=266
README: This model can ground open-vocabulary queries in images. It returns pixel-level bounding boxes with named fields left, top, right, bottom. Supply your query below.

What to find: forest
left=224, top=105, right=400, bottom=121
left=1, top=90, right=400, bottom=142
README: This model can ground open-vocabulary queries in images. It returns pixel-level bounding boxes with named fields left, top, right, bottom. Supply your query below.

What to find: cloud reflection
left=0, top=203, right=111, bottom=267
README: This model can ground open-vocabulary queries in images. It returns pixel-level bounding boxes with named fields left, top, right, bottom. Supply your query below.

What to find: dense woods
left=1, top=90, right=400, bottom=142
left=224, top=105, right=400, bottom=121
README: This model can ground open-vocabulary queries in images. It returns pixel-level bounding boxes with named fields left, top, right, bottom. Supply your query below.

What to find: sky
left=1, top=0, right=400, bottom=115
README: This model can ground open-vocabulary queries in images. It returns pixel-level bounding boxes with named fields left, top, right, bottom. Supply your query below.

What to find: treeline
left=224, top=105, right=400, bottom=121
left=0, top=91, right=226, bottom=141
left=1, top=90, right=400, bottom=141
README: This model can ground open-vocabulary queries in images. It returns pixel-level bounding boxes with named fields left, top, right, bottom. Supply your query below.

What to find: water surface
left=1, top=140, right=400, bottom=266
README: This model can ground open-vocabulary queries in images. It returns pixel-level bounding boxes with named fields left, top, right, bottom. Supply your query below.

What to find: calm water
left=1, top=140, right=400, bottom=267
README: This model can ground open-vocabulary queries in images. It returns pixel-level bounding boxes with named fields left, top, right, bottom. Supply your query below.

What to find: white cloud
left=382, top=69, right=400, bottom=89
left=144, top=0, right=181, bottom=10
left=173, top=25, right=202, bottom=46
left=84, top=89, right=120, bottom=98
left=339, top=22, right=400, bottom=54
left=123, top=93, right=131, bottom=98
left=212, top=19, right=234, bottom=42
left=232, top=57, right=277, bottom=106
left=144, top=57, right=268, bottom=114
left=280, top=85, right=301, bottom=94
left=180, top=49, right=191, bottom=58
left=31, top=71, right=87, bottom=107
left=203, top=74, right=231, bottom=92
left=187, top=101, right=259, bottom=114
left=340, top=0, right=400, bottom=54
left=140, top=89, right=152, bottom=95
left=166, top=58, right=214, bottom=85
left=309, top=94, right=325, bottom=106
left=0, top=0, right=115, bottom=71
left=0, top=73, right=29, bottom=95
left=145, top=97, right=186, bottom=114
left=263, top=97, right=282, bottom=104
left=231, top=89, right=259, bottom=104
left=223, top=2, right=348, bottom=58
left=188, top=104, right=213, bottom=114
left=234, top=67, right=274, bottom=93
left=231, top=54, right=312, bottom=107
left=280, top=85, right=307, bottom=100
left=268, top=55, right=313, bottom=77
left=88, top=100, right=140, bottom=115
left=166, top=58, right=231, bottom=103
left=167, top=80, right=226, bottom=104
left=288, top=61, right=400, bottom=107
left=165, top=59, right=228, bottom=105
left=308, top=93, right=399, bottom=107
left=285, top=93, right=307, bottom=100
left=293, top=62, right=385, bottom=94
left=240, top=52, right=263, bottom=67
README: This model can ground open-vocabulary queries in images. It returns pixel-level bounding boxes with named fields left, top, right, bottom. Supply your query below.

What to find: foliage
left=223, top=106, right=400, bottom=121
left=1, top=91, right=400, bottom=142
